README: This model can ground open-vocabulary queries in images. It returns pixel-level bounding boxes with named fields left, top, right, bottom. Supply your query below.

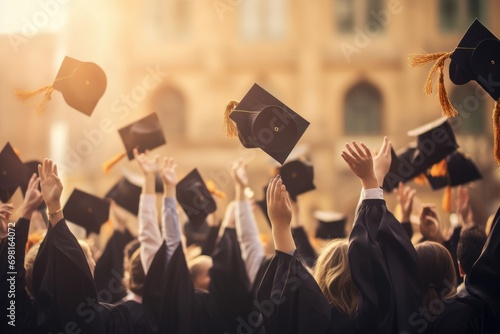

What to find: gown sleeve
left=291, top=226, right=317, bottom=267
left=349, top=198, right=421, bottom=334
left=94, top=228, right=134, bottom=303
left=256, top=250, right=331, bottom=334
left=466, top=206, right=500, bottom=332
left=31, top=219, right=106, bottom=334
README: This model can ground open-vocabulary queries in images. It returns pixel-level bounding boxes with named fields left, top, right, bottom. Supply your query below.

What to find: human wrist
left=361, top=175, right=379, bottom=190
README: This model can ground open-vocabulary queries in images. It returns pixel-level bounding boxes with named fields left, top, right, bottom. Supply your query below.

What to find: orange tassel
left=15, top=85, right=55, bottom=114
left=413, top=173, right=429, bottom=186
left=12, top=147, right=22, bottom=160
left=223, top=100, right=240, bottom=138
left=429, top=159, right=447, bottom=177
left=205, top=179, right=227, bottom=199
left=102, top=152, right=126, bottom=173
left=493, top=101, right=500, bottom=165
left=442, top=186, right=452, bottom=212
left=437, top=65, right=458, bottom=117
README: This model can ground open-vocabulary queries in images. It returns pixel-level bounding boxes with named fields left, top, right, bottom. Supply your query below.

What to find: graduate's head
left=188, top=255, right=213, bottom=291
left=313, top=239, right=358, bottom=317
left=124, top=248, right=145, bottom=297
left=25, top=242, right=41, bottom=300
left=415, top=241, right=457, bottom=308
left=78, top=240, right=96, bottom=277
left=457, top=226, right=486, bottom=277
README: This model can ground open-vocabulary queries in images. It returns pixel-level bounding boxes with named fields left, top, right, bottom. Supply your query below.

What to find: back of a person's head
left=188, top=255, right=213, bottom=291
left=313, top=239, right=358, bottom=317
left=25, top=242, right=41, bottom=300
left=123, top=239, right=140, bottom=268
left=124, top=248, right=145, bottom=297
left=415, top=242, right=457, bottom=309
left=457, top=226, right=487, bottom=275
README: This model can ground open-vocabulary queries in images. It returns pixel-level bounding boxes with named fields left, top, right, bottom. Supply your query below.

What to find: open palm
left=38, top=159, right=63, bottom=208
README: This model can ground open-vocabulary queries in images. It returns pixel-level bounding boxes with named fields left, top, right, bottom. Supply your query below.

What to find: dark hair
left=457, top=226, right=487, bottom=275
left=415, top=242, right=457, bottom=309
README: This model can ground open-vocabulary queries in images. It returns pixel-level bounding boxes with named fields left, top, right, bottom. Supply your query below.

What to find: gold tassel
left=493, top=101, right=500, bottom=165
left=429, top=159, right=447, bottom=177
left=413, top=173, right=429, bottom=186
left=206, top=179, right=227, bottom=199
left=102, top=152, right=126, bottom=173
left=408, top=52, right=450, bottom=68
left=442, top=186, right=452, bottom=212
left=15, top=85, right=55, bottom=114
left=12, top=147, right=22, bottom=160
left=223, top=100, right=240, bottom=138
left=437, top=65, right=458, bottom=117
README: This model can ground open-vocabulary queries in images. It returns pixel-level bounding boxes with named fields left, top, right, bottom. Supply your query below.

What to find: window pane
left=344, top=81, right=383, bottom=135
left=366, top=0, right=384, bottom=33
left=335, top=0, right=355, bottom=33
left=450, top=83, right=485, bottom=135
left=265, top=0, right=286, bottom=39
left=467, top=0, right=486, bottom=24
left=439, top=0, right=459, bottom=32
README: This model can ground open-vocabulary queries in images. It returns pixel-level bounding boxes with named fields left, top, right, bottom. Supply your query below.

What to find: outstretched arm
left=135, top=148, right=163, bottom=274
left=267, top=175, right=295, bottom=254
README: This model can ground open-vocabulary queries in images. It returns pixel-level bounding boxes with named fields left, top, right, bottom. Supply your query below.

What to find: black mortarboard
left=15, top=56, right=106, bottom=116
left=425, top=151, right=482, bottom=190
left=314, top=211, right=347, bottom=240
left=102, top=112, right=167, bottom=172
left=63, top=188, right=110, bottom=236
left=224, top=83, right=310, bottom=164
left=183, top=220, right=210, bottom=246
left=105, top=177, right=142, bottom=216
left=0, top=143, right=30, bottom=203
left=449, top=19, right=500, bottom=100
left=280, top=159, right=315, bottom=200
left=176, top=169, right=216, bottom=226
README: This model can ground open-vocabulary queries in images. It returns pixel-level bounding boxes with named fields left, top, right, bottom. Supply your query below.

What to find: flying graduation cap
left=280, top=159, right=316, bottom=200
left=15, top=56, right=107, bottom=116
left=102, top=112, right=167, bottom=172
left=63, top=188, right=110, bottom=236
left=176, top=169, right=216, bottom=227
left=105, top=177, right=142, bottom=216
left=409, top=19, right=500, bottom=164
left=0, top=142, right=30, bottom=203
left=223, top=83, right=310, bottom=165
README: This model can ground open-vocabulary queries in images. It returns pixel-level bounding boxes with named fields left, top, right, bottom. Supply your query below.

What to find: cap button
left=2, top=170, right=6, bottom=176
left=291, top=172, right=297, bottom=178
left=491, top=60, right=496, bottom=65
left=87, top=207, right=93, bottom=213
left=274, top=127, right=279, bottom=132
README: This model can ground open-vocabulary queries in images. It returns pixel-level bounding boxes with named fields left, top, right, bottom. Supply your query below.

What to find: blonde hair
left=187, top=255, right=213, bottom=282
left=124, top=248, right=145, bottom=296
left=313, top=239, right=358, bottom=317
left=25, top=242, right=41, bottom=300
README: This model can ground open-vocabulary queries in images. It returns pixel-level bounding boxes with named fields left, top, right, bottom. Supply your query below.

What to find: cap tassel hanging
left=408, top=52, right=458, bottom=118
left=430, top=159, right=447, bottom=177
left=102, top=152, right=126, bottom=173
left=15, top=85, right=55, bottom=115
left=413, top=173, right=429, bottom=186
left=206, top=179, right=227, bottom=199
left=493, top=101, right=500, bottom=165
left=223, top=100, right=240, bottom=138
left=442, top=186, right=452, bottom=212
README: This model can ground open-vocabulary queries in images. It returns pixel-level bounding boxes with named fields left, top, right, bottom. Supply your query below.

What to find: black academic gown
left=466, top=206, right=500, bottom=333
left=291, top=226, right=317, bottom=267
left=0, top=218, right=34, bottom=334
left=143, top=227, right=252, bottom=334
left=349, top=199, right=422, bottom=334
left=94, top=229, right=134, bottom=303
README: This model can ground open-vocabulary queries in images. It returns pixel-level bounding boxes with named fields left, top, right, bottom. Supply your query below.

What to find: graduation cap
left=176, top=169, right=216, bottom=226
left=15, top=56, right=106, bottom=116
left=425, top=151, right=482, bottom=190
left=223, top=83, right=310, bottom=165
left=279, top=159, right=315, bottom=200
left=314, top=211, right=347, bottom=240
left=409, top=19, right=500, bottom=165
left=0, top=143, right=30, bottom=203
left=63, top=188, right=110, bottom=236
left=383, top=118, right=458, bottom=191
left=105, top=177, right=142, bottom=216
left=102, top=113, right=167, bottom=172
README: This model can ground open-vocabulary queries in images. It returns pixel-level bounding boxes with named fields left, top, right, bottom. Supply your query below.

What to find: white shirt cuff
left=362, top=188, right=384, bottom=200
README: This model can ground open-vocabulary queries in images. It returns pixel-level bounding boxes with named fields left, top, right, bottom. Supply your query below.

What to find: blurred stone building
left=0, top=0, right=499, bottom=240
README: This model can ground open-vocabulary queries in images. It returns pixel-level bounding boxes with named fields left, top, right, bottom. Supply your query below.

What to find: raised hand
left=0, top=202, right=14, bottom=237
left=419, top=205, right=445, bottom=242
left=267, top=175, right=295, bottom=253
left=38, top=159, right=64, bottom=225
left=160, top=157, right=177, bottom=198
left=456, top=186, right=473, bottom=228
left=373, top=136, right=392, bottom=187
left=21, top=173, right=44, bottom=219
left=341, top=141, right=379, bottom=189
left=231, top=159, right=249, bottom=188
left=134, top=148, right=160, bottom=175
left=394, top=182, right=417, bottom=222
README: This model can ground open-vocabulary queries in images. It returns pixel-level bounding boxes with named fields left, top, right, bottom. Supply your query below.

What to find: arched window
left=449, top=83, right=486, bottom=135
left=240, top=0, right=287, bottom=40
left=150, top=85, right=186, bottom=139
left=344, top=81, right=383, bottom=135
left=439, top=0, right=487, bottom=32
